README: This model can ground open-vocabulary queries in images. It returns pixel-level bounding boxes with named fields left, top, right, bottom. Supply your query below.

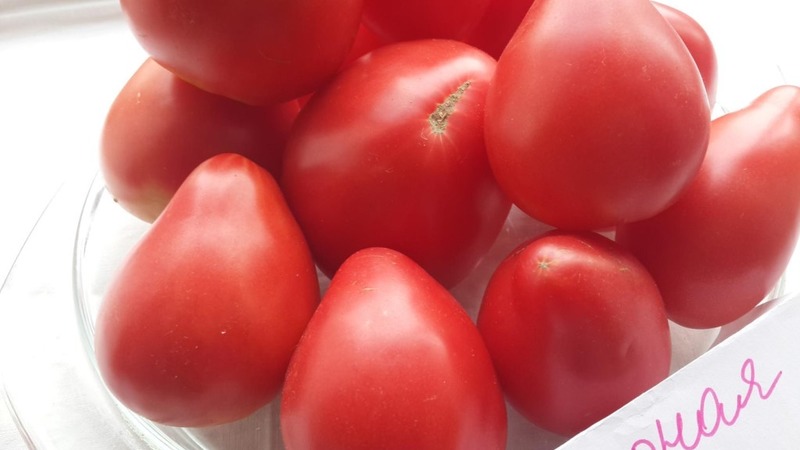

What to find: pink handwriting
left=631, top=358, right=782, bottom=450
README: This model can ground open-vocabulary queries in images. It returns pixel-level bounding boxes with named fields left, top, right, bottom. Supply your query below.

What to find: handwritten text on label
left=631, top=358, right=782, bottom=450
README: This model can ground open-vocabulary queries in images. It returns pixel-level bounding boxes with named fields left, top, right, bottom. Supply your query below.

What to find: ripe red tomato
left=477, top=231, right=671, bottom=436
left=120, top=0, right=364, bottom=104
left=484, top=0, right=710, bottom=230
left=362, top=0, right=491, bottom=42
left=101, top=58, right=299, bottom=223
left=616, top=85, right=800, bottom=329
left=343, top=23, right=390, bottom=67
left=281, top=247, right=507, bottom=450
left=95, top=153, right=320, bottom=427
left=281, top=39, right=511, bottom=288
left=654, top=2, right=719, bottom=106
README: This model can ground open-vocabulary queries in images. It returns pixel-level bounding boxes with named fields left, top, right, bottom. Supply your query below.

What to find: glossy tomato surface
left=484, top=0, right=710, bottom=230
left=281, top=247, right=507, bottom=450
left=120, top=0, right=364, bottom=104
left=477, top=231, right=671, bottom=436
left=654, top=2, right=718, bottom=106
left=281, top=39, right=511, bottom=288
left=616, top=85, right=800, bottom=329
left=100, top=58, right=299, bottom=223
left=95, top=154, right=320, bottom=427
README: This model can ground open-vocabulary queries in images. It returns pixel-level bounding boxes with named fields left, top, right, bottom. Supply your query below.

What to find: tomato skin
left=95, top=154, right=320, bottom=427
left=477, top=231, right=671, bottom=436
left=616, top=86, right=800, bottom=329
left=654, top=2, right=718, bottom=106
left=281, top=247, right=507, bottom=450
left=100, top=58, right=299, bottom=223
left=342, top=23, right=390, bottom=67
left=466, top=0, right=535, bottom=59
left=362, top=0, right=490, bottom=42
left=281, top=39, right=511, bottom=288
left=120, top=0, right=364, bottom=104
left=484, top=0, right=710, bottom=230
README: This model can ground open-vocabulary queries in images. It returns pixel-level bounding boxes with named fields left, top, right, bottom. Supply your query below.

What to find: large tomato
left=120, top=0, right=364, bottom=104
left=281, top=39, right=511, bottom=288
left=101, top=58, right=299, bottom=223
left=654, top=2, right=718, bottom=106
left=281, top=247, right=507, bottom=450
left=484, top=0, right=710, bottom=230
left=477, top=231, right=671, bottom=436
left=95, top=153, right=320, bottom=427
left=616, top=86, right=800, bottom=329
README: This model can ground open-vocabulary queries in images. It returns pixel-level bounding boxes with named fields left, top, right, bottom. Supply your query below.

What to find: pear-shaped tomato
left=616, top=86, right=800, bottom=329
left=484, top=0, right=710, bottom=230
left=94, top=153, right=320, bottom=427
left=281, top=247, right=507, bottom=450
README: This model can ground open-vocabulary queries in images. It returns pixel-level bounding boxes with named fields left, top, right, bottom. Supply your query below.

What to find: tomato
left=281, top=39, right=511, bottom=288
left=120, top=0, right=364, bottom=105
left=484, top=0, right=710, bottom=230
left=94, top=153, right=320, bottom=427
left=477, top=230, right=671, bottom=436
left=100, top=58, right=299, bottom=223
left=362, top=0, right=491, bottom=42
left=616, top=86, right=800, bottom=329
left=654, top=2, right=719, bottom=106
left=343, top=23, right=391, bottom=67
left=466, top=0, right=535, bottom=59
left=281, top=247, right=507, bottom=450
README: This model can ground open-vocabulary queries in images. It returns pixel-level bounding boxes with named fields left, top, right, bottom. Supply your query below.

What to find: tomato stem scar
left=429, top=80, right=471, bottom=134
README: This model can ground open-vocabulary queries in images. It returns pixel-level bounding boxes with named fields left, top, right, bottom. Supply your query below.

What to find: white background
left=1, top=2, right=146, bottom=448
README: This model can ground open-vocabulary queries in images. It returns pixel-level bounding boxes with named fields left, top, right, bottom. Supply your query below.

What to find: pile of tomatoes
left=93, top=0, right=800, bottom=448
